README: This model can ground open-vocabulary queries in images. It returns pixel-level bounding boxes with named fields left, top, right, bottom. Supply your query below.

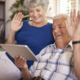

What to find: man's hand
left=15, top=55, right=32, bottom=80
left=65, top=10, right=80, bottom=41
left=10, top=12, right=23, bottom=32
left=15, top=55, right=28, bottom=70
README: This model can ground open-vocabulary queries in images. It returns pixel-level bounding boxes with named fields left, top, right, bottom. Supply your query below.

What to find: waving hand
left=65, top=10, right=80, bottom=41
left=10, top=12, right=23, bottom=32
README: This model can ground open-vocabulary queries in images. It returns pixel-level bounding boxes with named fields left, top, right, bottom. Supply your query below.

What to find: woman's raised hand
left=10, top=12, right=23, bottom=32
left=15, top=55, right=28, bottom=70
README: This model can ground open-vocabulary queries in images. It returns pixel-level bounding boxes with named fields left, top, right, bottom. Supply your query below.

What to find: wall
left=5, top=0, right=16, bottom=39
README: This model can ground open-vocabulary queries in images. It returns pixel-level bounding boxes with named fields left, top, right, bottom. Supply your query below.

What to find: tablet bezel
left=0, top=44, right=38, bottom=61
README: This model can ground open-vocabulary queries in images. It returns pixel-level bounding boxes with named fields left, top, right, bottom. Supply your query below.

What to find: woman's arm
left=7, top=12, right=23, bottom=44
left=7, top=30, right=17, bottom=44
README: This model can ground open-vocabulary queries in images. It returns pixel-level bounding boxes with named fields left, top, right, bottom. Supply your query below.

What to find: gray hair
left=24, top=0, right=49, bottom=10
left=53, top=14, right=70, bottom=24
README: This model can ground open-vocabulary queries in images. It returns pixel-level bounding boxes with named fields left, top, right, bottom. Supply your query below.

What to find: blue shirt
left=6, top=20, right=54, bottom=68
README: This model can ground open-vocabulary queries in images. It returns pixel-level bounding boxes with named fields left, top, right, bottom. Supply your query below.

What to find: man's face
left=52, top=18, right=70, bottom=44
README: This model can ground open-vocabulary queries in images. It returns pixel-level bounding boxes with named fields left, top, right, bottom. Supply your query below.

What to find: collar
left=53, top=40, right=73, bottom=52
left=65, top=40, right=73, bottom=49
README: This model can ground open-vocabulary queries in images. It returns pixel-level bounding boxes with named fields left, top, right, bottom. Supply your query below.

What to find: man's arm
left=65, top=10, right=80, bottom=79
left=73, top=42, right=80, bottom=79
left=22, top=68, right=32, bottom=80
left=15, top=55, right=32, bottom=80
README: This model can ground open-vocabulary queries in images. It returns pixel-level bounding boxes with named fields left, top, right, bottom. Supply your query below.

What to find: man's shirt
left=29, top=41, right=78, bottom=80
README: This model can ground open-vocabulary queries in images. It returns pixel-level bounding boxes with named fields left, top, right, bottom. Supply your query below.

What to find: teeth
left=34, top=17, right=39, bottom=19
left=56, top=35, right=61, bottom=37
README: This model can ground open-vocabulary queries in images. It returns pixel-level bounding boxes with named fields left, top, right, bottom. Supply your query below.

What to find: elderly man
left=15, top=10, right=80, bottom=80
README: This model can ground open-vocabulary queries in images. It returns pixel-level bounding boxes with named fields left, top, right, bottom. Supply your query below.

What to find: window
left=46, top=0, right=78, bottom=23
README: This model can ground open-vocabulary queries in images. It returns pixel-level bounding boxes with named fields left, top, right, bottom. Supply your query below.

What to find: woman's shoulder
left=44, top=22, right=52, bottom=28
left=47, top=22, right=52, bottom=26
left=45, top=22, right=52, bottom=27
left=22, top=20, right=31, bottom=26
left=22, top=20, right=29, bottom=23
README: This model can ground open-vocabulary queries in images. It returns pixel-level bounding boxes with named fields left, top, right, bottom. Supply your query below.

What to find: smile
left=56, top=35, right=61, bottom=37
left=34, top=17, right=40, bottom=19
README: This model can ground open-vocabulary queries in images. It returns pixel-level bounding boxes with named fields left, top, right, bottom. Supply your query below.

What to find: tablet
left=0, top=44, right=38, bottom=61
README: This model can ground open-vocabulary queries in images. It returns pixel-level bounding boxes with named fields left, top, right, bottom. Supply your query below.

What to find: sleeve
left=29, top=45, right=50, bottom=76
left=70, top=54, right=73, bottom=66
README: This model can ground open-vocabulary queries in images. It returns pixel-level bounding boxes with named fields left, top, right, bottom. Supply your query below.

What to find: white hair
left=53, top=14, right=70, bottom=24
left=24, top=0, right=49, bottom=10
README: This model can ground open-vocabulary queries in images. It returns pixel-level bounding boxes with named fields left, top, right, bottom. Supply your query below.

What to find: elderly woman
left=6, top=0, right=54, bottom=68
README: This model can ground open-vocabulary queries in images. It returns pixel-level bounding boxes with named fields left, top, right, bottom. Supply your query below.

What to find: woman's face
left=29, top=6, right=47, bottom=23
